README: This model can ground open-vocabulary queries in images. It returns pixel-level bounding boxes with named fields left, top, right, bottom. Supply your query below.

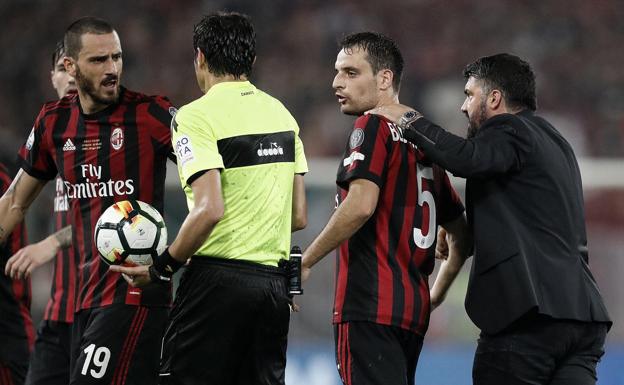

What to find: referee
left=112, top=12, right=308, bottom=385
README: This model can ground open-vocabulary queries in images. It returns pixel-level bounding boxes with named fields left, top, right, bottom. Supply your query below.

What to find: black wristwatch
left=398, top=110, right=423, bottom=128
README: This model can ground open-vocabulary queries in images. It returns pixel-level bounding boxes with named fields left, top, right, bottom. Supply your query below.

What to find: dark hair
left=51, top=40, right=65, bottom=69
left=339, top=32, right=404, bottom=91
left=463, top=53, right=537, bottom=111
left=193, top=12, right=256, bottom=79
left=64, top=17, right=114, bottom=58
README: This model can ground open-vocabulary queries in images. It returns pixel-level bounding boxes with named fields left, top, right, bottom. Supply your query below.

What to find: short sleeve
left=171, top=105, right=224, bottom=187
left=18, top=105, right=57, bottom=180
left=289, top=115, right=308, bottom=174
left=147, top=95, right=176, bottom=161
left=336, top=114, right=388, bottom=189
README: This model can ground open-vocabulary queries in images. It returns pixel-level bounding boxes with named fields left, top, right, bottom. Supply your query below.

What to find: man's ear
left=378, top=69, right=394, bottom=92
left=195, top=48, right=206, bottom=69
left=64, top=57, right=76, bottom=77
left=488, top=89, right=504, bottom=111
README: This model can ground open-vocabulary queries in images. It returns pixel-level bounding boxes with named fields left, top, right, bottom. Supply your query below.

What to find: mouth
left=336, top=94, right=347, bottom=104
left=101, top=78, right=118, bottom=91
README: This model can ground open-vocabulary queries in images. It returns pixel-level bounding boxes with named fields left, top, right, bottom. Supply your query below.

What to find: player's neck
left=374, top=92, right=400, bottom=109
left=202, top=73, right=248, bottom=94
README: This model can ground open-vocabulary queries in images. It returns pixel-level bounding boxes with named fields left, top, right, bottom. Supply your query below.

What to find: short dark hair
left=64, top=17, right=114, bottom=58
left=463, top=53, right=537, bottom=111
left=51, top=40, right=65, bottom=69
left=339, top=32, right=404, bottom=91
left=193, top=12, right=256, bottom=79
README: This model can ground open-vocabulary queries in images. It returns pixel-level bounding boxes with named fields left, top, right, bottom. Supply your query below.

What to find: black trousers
left=159, top=257, right=291, bottom=385
left=473, top=314, right=608, bottom=385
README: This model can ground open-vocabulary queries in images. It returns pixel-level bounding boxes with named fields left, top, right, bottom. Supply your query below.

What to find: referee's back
left=172, top=80, right=308, bottom=266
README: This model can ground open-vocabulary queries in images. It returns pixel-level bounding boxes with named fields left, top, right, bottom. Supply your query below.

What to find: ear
left=195, top=48, right=206, bottom=69
left=64, top=57, right=76, bottom=77
left=488, top=89, right=504, bottom=111
left=378, top=69, right=394, bottom=92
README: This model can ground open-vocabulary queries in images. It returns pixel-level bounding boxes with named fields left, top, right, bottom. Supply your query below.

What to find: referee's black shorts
left=159, top=257, right=291, bottom=385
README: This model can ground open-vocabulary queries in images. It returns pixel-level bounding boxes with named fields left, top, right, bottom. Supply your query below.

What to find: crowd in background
left=1, top=0, right=622, bottom=344
left=1, top=0, right=623, bottom=158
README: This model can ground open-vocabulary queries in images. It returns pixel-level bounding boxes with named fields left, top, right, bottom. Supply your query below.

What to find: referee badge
left=349, top=128, right=364, bottom=149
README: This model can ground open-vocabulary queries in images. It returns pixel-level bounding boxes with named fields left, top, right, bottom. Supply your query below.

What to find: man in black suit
left=368, top=53, right=611, bottom=385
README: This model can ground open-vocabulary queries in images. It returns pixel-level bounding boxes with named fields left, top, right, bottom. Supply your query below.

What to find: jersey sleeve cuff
left=19, top=158, right=56, bottom=181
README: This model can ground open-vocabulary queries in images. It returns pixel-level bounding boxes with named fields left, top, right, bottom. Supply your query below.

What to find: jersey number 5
left=413, top=164, right=436, bottom=249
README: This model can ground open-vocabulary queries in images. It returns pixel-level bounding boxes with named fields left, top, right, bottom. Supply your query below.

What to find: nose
left=332, top=73, right=343, bottom=90
left=460, top=98, right=468, bottom=113
left=104, top=57, right=118, bottom=75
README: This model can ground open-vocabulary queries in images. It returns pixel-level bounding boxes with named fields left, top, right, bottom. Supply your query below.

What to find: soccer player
left=0, top=17, right=175, bottom=385
left=4, top=40, right=76, bottom=385
left=300, top=32, right=470, bottom=385
left=111, top=12, right=308, bottom=385
left=0, top=160, right=33, bottom=385
left=369, top=53, right=611, bottom=385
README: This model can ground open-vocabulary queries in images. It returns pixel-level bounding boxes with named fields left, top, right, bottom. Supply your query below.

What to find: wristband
left=149, top=247, right=184, bottom=283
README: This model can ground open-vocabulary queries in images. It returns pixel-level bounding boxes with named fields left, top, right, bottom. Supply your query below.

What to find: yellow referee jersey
left=171, top=81, right=307, bottom=266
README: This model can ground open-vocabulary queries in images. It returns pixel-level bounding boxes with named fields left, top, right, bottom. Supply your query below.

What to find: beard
left=466, top=98, right=487, bottom=138
left=75, top=65, right=119, bottom=106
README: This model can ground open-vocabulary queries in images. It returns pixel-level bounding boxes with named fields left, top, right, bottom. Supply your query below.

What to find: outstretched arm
left=429, top=214, right=471, bottom=310
left=110, top=169, right=224, bottom=286
left=5, top=225, right=72, bottom=279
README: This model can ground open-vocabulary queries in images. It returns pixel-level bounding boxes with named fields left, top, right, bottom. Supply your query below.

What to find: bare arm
left=5, top=225, right=72, bottom=279
left=111, top=169, right=224, bottom=284
left=291, top=174, right=307, bottom=232
left=301, top=179, right=379, bottom=281
left=0, top=169, right=46, bottom=245
left=430, top=213, right=472, bottom=310
left=167, top=169, right=224, bottom=261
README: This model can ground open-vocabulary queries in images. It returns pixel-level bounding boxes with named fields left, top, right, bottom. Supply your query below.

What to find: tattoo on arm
left=53, top=225, right=73, bottom=249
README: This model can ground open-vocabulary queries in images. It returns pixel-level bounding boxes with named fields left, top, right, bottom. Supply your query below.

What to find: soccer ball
left=95, top=200, right=167, bottom=266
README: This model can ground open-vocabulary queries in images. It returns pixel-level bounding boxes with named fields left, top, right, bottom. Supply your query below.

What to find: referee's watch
left=398, top=110, right=423, bottom=129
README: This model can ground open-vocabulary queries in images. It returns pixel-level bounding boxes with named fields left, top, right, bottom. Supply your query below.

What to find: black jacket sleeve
left=403, top=114, right=534, bottom=179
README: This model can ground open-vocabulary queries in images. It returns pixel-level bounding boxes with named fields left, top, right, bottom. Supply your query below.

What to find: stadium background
left=1, top=0, right=622, bottom=383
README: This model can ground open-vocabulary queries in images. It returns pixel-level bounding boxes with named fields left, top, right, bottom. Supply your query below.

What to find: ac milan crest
left=111, top=127, right=124, bottom=150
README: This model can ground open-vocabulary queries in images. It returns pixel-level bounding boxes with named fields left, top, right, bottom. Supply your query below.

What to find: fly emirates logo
left=64, top=164, right=135, bottom=199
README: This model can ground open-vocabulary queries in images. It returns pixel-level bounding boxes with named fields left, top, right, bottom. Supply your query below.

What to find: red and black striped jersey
left=333, top=114, right=464, bottom=335
left=42, top=176, right=76, bottom=323
left=18, top=88, right=175, bottom=312
left=0, top=162, right=34, bottom=362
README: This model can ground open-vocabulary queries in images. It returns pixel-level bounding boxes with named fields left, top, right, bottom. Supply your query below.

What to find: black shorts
left=0, top=361, right=28, bottom=385
left=159, top=257, right=291, bottom=385
left=25, top=320, right=72, bottom=385
left=0, top=335, right=30, bottom=385
left=333, top=321, right=424, bottom=385
left=69, top=304, right=168, bottom=385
